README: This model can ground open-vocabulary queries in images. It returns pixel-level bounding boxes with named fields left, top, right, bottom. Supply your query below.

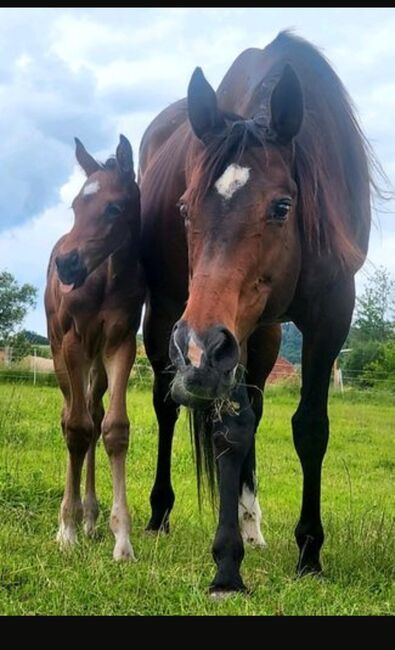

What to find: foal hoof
left=83, top=519, right=98, bottom=538
left=56, top=525, right=77, bottom=551
left=113, top=539, right=136, bottom=562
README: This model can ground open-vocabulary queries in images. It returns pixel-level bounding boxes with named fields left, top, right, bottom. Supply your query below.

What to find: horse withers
left=139, top=32, right=376, bottom=595
left=45, top=135, right=145, bottom=560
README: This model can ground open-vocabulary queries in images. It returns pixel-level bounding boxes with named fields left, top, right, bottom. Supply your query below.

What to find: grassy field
left=0, top=382, right=393, bottom=616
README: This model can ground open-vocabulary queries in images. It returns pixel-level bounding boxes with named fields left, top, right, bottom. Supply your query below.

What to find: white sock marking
left=238, top=484, right=266, bottom=548
left=83, top=180, right=100, bottom=196
left=56, top=521, right=77, bottom=550
left=215, top=163, right=250, bottom=200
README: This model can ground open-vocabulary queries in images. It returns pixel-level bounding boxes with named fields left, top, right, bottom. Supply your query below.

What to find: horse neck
left=108, top=231, right=137, bottom=280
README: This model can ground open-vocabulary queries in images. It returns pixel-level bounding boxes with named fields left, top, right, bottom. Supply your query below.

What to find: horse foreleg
left=83, top=359, right=107, bottom=537
left=144, top=302, right=181, bottom=533
left=210, top=383, right=255, bottom=596
left=238, top=445, right=266, bottom=548
left=292, top=276, right=355, bottom=574
left=102, top=336, right=136, bottom=561
left=238, top=324, right=281, bottom=547
left=146, top=369, right=179, bottom=533
left=57, top=333, right=93, bottom=550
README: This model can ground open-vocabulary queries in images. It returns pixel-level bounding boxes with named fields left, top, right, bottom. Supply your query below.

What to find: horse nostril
left=55, top=250, right=80, bottom=280
left=67, top=250, right=79, bottom=270
left=169, top=321, right=188, bottom=369
left=208, top=326, right=239, bottom=373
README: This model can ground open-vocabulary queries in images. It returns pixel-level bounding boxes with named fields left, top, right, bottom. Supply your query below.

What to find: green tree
left=352, top=266, right=394, bottom=343
left=21, top=330, right=48, bottom=345
left=0, top=271, right=37, bottom=342
left=6, top=331, right=33, bottom=362
left=280, top=322, right=302, bottom=365
left=342, top=266, right=395, bottom=386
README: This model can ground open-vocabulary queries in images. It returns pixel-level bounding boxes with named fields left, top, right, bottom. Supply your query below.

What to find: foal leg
left=56, top=333, right=93, bottom=549
left=239, top=325, right=281, bottom=547
left=83, top=359, right=107, bottom=537
left=292, top=276, right=355, bottom=575
left=102, top=336, right=136, bottom=561
left=210, top=383, right=255, bottom=596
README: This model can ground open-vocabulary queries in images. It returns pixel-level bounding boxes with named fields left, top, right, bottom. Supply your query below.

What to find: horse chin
left=58, top=268, right=88, bottom=294
left=170, top=369, right=234, bottom=409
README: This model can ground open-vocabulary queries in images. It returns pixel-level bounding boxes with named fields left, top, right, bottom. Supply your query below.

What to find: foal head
left=170, top=65, right=304, bottom=406
left=55, top=135, right=139, bottom=293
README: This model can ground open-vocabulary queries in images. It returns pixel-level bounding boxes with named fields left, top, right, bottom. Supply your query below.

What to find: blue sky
left=0, top=7, right=394, bottom=335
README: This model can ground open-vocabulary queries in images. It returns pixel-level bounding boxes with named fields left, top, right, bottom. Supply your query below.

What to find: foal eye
left=105, top=203, right=122, bottom=219
left=269, top=198, right=292, bottom=222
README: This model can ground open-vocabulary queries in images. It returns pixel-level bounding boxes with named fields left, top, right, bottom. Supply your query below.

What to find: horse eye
left=178, top=203, right=188, bottom=220
left=106, top=203, right=122, bottom=219
left=269, top=198, right=292, bottom=222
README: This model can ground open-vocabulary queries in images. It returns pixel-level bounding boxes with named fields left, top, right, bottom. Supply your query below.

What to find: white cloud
left=0, top=170, right=81, bottom=335
left=0, top=7, right=394, bottom=335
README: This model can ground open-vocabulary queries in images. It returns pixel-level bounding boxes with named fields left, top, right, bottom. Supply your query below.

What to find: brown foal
left=45, top=135, right=144, bottom=560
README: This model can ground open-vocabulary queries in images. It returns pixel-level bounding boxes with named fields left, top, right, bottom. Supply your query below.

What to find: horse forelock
left=185, top=114, right=271, bottom=208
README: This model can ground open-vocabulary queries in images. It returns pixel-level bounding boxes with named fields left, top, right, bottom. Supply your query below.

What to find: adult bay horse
left=139, top=31, right=375, bottom=595
left=45, top=135, right=144, bottom=560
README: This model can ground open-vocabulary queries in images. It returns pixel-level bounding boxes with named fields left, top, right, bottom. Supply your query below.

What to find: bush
left=362, top=339, right=395, bottom=391
left=341, top=340, right=382, bottom=386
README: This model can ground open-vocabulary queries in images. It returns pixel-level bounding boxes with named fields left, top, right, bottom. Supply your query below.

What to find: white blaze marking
left=83, top=180, right=100, bottom=196
left=215, top=163, right=250, bottom=200
left=187, top=334, right=203, bottom=368
left=238, top=484, right=266, bottom=548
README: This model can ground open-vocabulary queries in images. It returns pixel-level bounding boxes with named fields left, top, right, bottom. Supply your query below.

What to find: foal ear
left=187, top=67, right=225, bottom=143
left=116, top=134, right=135, bottom=180
left=270, top=64, right=303, bottom=144
left=74, top=137, right=100, bottom=176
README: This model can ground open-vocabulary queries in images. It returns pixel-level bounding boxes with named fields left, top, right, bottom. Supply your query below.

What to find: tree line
left=0, top=267, right=394, bottom=389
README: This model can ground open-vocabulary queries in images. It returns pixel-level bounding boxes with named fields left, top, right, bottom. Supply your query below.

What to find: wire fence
left=0, top=346, right=393, bottom=392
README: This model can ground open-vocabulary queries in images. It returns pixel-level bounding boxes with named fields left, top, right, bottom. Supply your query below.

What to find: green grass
left=0, top=383, right=393, bottom=616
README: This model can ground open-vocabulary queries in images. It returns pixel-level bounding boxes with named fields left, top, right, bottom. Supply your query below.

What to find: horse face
left=169, top=66, right=303, bottom=406
left=55, top=135, right=139, bottom=293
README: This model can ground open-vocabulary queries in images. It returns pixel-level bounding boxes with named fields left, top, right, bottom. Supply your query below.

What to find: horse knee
left=102, top=417, right=130, bottom=456
left=292, top=408, right=329, bottom=461
left=64, top=415, right=94, bottom=455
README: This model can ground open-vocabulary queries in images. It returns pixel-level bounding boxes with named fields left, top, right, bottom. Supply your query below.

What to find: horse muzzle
left=169, top=321, right=240, bottom=407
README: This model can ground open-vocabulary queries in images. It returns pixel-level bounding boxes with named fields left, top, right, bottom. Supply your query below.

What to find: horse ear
left=74, top=137, right=100, bottom=176
left=116, top=134, right=135, bottom=180
left=270, top=64, right=303, bottom=144
left=187, top=67, right=225, bottom=142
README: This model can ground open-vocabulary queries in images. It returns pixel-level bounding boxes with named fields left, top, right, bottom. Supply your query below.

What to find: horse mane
left=186, top=30, right=389, bottom=272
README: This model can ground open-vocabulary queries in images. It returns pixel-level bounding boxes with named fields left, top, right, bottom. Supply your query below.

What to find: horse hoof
left=296, top=562, right=322, bottom=577
left=209, top=590, right=237, bottom=601
left=209, top=579, right=248, bottom=599
left=56, top=526, right=77, bottom=551
left=145, top=520, right=170, bottom=535
left=83, top=520, right=98, bottom=538
left=113, top=540, right=136, bottom=562
left=209, top=586, right=249, bottom=600
left=243, top=533, right=267, bottom=549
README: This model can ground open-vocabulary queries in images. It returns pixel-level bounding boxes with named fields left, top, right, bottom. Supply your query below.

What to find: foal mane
left=186, top=31, right=389, bottom=272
